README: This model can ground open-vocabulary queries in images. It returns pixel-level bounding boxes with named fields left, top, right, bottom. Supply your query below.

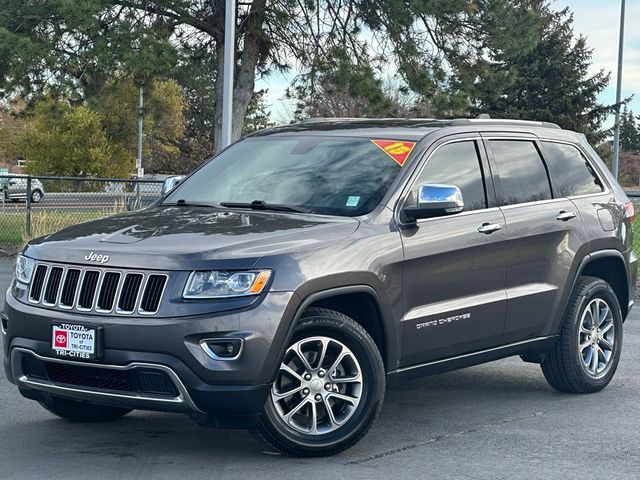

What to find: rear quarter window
left=541, top=142, right=604, bottom=197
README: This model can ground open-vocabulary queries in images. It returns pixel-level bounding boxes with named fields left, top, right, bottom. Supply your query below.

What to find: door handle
left=556, top=210, right=577, bottom=221
left=478, top=222, right=502, bottom=234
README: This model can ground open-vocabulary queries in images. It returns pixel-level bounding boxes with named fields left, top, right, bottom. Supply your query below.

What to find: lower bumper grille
left=22, top=356, right=178, bottom=397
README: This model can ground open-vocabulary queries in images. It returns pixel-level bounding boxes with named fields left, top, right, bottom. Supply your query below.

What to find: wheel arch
left=574, top=250, right=630, bottom=320
left=269, top=285, right=395, bottom=383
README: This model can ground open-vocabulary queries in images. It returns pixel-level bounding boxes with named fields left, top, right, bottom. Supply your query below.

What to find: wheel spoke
left=316, top=338, right=329, bottom=371
left=599, top=336, right=614, bottom=351
left=294, top=343, right=314, bottom=373
left=332, top=372, right=362, bottom=384
left=327, top=350, right=349, bottom=379
left=579, top=340, right=592, bottom=352
left=309, top=400, right=318, bottom=434
left=591, top=302, right=599, bottom=329
left=322, top=397, right=340, bottom=429
left=328, top=392, right=358, bottom=406
left=280, top=363, right=303, bottom=382
left=600, top=322, right=614, bottom=336
left=284, top=398, right=310, bottom=423
left=598, top=303, right=610, bottom=327
left=590, top=345, right=599, bottom=374
left=272, top=385, right=305, bottom=400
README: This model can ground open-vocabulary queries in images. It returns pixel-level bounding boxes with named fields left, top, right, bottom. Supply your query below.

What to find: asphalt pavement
left=1, top=257, right=639, bottom=479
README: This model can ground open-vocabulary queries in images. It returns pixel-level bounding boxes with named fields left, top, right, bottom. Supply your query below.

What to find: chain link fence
left=0, top=175, right=164, bottom=249
left=1, top=174, right=639, bottom=255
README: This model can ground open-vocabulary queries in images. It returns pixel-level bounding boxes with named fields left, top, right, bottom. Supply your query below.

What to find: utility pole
left=220, top=0, right=236, bottom=149
left=136, top=86, right=144, bottom=178
left=612, top=0, right=626, bottom=179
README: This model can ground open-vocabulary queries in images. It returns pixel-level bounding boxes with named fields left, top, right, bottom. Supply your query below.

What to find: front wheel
left=252, top=307, right=385, bottom=457
left=39, top=396, right=132, bottom=422
left=541, top=276, right=623, bottom=393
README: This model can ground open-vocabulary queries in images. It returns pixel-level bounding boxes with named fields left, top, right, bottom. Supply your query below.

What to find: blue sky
left=257, top=0, right=638, bottom=126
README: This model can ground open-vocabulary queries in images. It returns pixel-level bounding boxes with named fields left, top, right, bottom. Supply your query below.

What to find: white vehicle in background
left=0, top=174, right=45, bottom=203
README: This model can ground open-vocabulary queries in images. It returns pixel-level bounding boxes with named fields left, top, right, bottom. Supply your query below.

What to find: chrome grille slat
left=117, top=273, right=144, bottom=314
left=42, top=267, right=63, bottom=306
left=29, top=265, right=48, bottom=303
left=140, top=275, right=168, bottom=314
left=96, top=271, right=121, bottom=312
left=59, top=268, right=81, bottom=309
left=77, top=270, right=100, bottom=311
left=29, top=262, right=168, bottom=316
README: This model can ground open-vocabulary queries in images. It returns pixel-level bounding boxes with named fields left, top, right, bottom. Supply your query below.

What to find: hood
left=24, top=206, right=360, bottom=270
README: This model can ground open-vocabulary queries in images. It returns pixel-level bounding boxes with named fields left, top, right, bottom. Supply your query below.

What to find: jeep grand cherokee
left=3, top=118, right=637, bottom=456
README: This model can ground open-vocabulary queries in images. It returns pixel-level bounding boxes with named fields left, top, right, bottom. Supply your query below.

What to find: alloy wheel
left=578, top=298, right=615, bottom=378
left=271, top=336, right=363, bottom=435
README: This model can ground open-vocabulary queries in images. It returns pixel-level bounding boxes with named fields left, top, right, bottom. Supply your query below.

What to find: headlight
left=183, top=270, right=271, bottom=299
left=15, top=254, right=35, bottom=284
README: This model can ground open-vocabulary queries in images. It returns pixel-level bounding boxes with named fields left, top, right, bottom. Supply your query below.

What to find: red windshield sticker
left=371, top=140, right=416, bottom=166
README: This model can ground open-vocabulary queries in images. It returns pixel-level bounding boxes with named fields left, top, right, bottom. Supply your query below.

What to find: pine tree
left=472, top=8, right=613, bottom=144
left=619, top=107, right=640, bottom=153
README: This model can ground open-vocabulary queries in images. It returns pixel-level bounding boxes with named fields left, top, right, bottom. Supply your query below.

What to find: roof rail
left=449, top=118, right=561, bottom=129
left=300, top=117, right=443, bottom=123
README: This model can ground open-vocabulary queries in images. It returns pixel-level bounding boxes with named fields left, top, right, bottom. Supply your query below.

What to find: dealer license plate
left=51, top=323, right=97, bottom=360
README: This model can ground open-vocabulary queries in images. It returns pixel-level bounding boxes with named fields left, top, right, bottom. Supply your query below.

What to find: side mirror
left=404, top=184, right=464, bottom=220
left=161, top=176, right=183, bottom=196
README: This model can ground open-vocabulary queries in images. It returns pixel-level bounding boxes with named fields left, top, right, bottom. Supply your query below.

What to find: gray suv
left=2, top=119, right=637, bottom=456
left=1, top=174, right=45, bottom=203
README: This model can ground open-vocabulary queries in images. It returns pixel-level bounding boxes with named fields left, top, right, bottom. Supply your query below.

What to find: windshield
left=163, top=135, right=408, bottom=216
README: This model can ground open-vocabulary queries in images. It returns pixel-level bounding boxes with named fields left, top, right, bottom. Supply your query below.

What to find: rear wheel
left=39, top=396, right=131, bottom=423
left=252, top=307, right=385, bottom=457
left=541, top=276, right=623, bottom=393
left=31, top=189, right=43, bottom=203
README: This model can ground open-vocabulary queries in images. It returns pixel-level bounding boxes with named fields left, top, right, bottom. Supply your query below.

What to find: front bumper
left=3, top=287, right=299, bottom=427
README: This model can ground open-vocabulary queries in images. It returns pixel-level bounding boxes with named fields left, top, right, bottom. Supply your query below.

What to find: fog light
left=200, top=338, right=243, bottom=360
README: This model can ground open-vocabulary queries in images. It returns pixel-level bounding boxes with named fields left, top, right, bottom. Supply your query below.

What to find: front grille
left=22, top=357, right=178, bottom=397
left=60, top=269, right=81, bottom=308
left=29, top=265, right=48, bottom=302
left=96, top=272, right=120, bottom=312
left=28, top=262, right=168, bottom=316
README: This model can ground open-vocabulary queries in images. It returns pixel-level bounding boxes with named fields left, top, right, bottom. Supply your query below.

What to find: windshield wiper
left=165, top=199, right=223, bottom=208
left=220, top=200, right=312, bottom=214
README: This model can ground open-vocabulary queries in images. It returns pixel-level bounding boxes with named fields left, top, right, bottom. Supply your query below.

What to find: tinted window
left=412, top=141, right=487, bottom=212
left=163, top=136, right=405, bottom=216
left=542, top=142, right=603, bottom=197
left=490, top=140, right=552, bottom=206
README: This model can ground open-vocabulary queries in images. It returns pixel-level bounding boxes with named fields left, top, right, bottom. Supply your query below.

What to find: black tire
left=39, top=396, right=132, bottom=423
left=31, top=189, right=43, bottom=203
left=251, top=307, right=385, bottom=457
left=541, top=276, right=623, bottom=393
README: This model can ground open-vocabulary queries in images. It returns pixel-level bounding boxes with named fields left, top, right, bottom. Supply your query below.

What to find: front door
left=400, top=137, right=508, bottom=366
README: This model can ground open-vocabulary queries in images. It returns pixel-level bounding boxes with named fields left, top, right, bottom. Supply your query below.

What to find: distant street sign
left=135, top=158, right=142, bottom=169
left=137, top=167, right=144, bottom=178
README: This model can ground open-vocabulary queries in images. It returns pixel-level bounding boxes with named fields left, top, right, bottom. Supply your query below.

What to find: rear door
left=484, top=135, right=588, bottom=343
left=399, top=135, right=508, bottom=366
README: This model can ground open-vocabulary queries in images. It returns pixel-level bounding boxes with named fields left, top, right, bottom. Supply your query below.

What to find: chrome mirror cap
left=405, top=184, right=464, bottom=220
left=161, top=176, right=183, bottom=196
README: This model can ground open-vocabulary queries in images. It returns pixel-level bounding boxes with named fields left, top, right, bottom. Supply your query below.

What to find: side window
left=412, top=141, right=487, bottom=212
left=541, top=142, right=603, bottom=197
left=490, top=140, right=552, bottom=206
